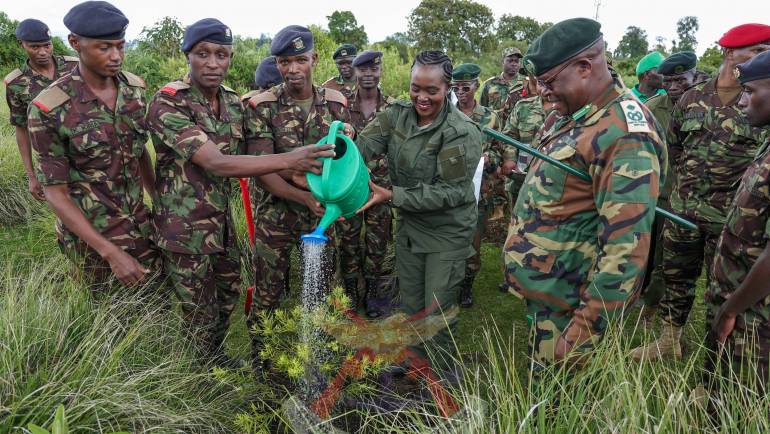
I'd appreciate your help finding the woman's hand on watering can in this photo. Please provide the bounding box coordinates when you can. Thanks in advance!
[342,123,356,139]
[288,144,336,175]
[356,180,392,214]
[300,191,326,217]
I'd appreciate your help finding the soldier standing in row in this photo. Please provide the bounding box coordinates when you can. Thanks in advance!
[5,18,77,200]
[146,19,333,365]
[335,50,396,317]
[251,56,283,93]
[322,43,357,99]
[631,51,665,103]
[244,25,350,371]
[506,18,666,366]
[27,1,159,288]
[632,24,770,361]
[451,63,502,308]
[480,47,524,119]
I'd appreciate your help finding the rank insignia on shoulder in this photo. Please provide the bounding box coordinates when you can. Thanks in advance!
[621,100,651,133]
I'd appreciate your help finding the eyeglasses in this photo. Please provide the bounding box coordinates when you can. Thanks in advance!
[450,85,474,94]
[536,57,591,90]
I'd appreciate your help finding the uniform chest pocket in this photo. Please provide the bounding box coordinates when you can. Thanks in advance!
[529,143,575,203]
[680,113,705,133]
[608,157,654,203]
[437,144,467,181]
[69,124,114,169]
[728,186,770,244]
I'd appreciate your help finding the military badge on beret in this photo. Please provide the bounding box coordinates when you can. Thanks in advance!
[733,67,741,80]
[524,58,536,76]
[292,37,304,51]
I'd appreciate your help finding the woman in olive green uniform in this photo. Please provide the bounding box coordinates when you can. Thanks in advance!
[356,51,483,378]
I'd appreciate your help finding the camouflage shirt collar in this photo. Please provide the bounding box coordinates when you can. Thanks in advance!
[573,79,625,127]
[70,65,131,105]
[183,74,232,122]
[336,75,355,86]
[278,84,326,107]
[21,55,68,77]
[349,88,387,113]
[498,72,519,84]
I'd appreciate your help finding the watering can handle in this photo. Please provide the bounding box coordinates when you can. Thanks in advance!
[321,121,344,197]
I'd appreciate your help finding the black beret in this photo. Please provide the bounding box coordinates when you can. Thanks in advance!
[333,44,357,60]
[15,19,51,42]
[63,1,128,40]
[352,50,382,67]
[523,18,602,76]
[255,56,283,89]
[271,25,313,57]
[658,51,697,76]
[182,18,232,53]
[452,63,481,81]
[735,50,770,84]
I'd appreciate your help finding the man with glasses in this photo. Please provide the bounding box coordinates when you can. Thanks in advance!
[452,63,503,308]
[504,18,666,367]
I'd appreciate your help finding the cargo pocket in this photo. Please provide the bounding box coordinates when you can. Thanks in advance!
[438,144,467,181]
[504,232,555,274]
[609,157,654,203]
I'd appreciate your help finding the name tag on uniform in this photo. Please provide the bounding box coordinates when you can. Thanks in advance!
[621,100,651,133]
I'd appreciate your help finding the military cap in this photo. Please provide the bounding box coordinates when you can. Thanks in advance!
[255,56,283,89]
[523,18,602,76]
[636,51,665,76]
[271,25,314,57]
[352,50,382,67]
[63,1,128,40]
[452,63,481,81]
[181,18,232,53]
[735,50,770,84]
[502,47,522,58]
[15,19,51,42]
[333,44,357,60]
[658,51,697,76]
[719,23,770,48]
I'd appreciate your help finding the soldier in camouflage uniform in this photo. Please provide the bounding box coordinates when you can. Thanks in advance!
[507,19,666,366]
[148,19,333,365]
[702,50,770,393]
[334,51,396,317]
[321,43,357,99]
[480,47,524,118]
[452,63,502,308]
[5,19,77,201]
[243,26,350,369]
[631,24,770,362]
[27,2,160,289]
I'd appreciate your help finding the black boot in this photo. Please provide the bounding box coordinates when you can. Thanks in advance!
[344,277,360,310]
[460,273,475,308]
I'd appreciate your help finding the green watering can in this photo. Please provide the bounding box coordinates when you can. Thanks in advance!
[301,121,371,244]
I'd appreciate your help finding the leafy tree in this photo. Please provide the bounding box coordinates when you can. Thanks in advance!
[407,0,495,56]
[698,44,723,74]
[376,32,413,64]
[497,15,550,44]
[653,36,669,56]
[673,16,698,52]
[326,10,368,49]
[614,26,649,59]
[254,33,271,49]
[137,16,184,59]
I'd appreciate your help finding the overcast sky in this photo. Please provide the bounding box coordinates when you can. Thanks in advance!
[4,0,769,55]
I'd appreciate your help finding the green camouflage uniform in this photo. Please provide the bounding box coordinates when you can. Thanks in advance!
[147,77,244,356]
[243,84,348,353]
[321,75,356,99]
[704,137,770,386]
[465,102,502,278]
[658,78,766,328]
[504,81,667,364]
[479,73,525,124]
[337,89,394,285]
[357,99,483,373]
[26,66,159,287]
[4,55,78,128]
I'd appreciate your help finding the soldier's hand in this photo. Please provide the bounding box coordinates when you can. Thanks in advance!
[713,304,737,344]
[301,191,326,217]
[103,246,149,286]
[342,123,355,138]
[28,176,45,201]
[501,160,517,177]
[357,180,392,214]
[554,336,573,361]
[290,171,310,190]
[289,144,336,175]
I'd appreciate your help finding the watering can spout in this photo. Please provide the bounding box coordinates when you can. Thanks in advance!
[300,203,342,244]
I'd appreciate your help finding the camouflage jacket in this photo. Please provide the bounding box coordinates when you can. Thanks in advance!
[27,66,152,250]
[4,55,78,127]
[645,92,674,199]
[349,88,394,186]
[465,102,503,203]
[147,77,244,255]
[321,75,356,99]
[506,81,667,348]
[668,77,767,233]
[501,95,550,165]
[243,84,348,217]
[708,137,770,324]
[480,73,525,122]
[357,100,483,253]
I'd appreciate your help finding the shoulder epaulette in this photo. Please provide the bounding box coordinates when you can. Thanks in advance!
[62,55,79,63]
[3,68,23,85]
[241,89,260,102]
[31,86,70,113]
[222,84,237,94]
[248,90,279,108]
[160,81,190,97]
[121,71,146,88]
[324,88,347,107]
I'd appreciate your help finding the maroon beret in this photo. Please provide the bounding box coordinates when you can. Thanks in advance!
[718,23,770,48]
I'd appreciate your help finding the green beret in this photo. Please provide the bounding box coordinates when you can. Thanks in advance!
[658,51,697,76]
[523,18,602,76]
[333,44,357,60]
[452,63,481,81]
[502,47,522,58]
[636,51,665,76]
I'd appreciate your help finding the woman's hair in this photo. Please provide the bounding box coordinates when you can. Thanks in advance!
[411,50,453,84]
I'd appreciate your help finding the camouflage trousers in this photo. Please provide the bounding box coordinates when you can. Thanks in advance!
[657,220,718,327]
[162,245,240,357]
[336,202,393,280]
[526,300,602,368]
[639,201,667,307]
